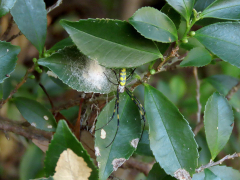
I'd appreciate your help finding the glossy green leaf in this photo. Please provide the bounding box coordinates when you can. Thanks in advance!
[201,0,240,20]
[144,84,198,176]
[38,46,116,94]
[47,37,74,53]
[13,97,57,132]
[180,37,205,51]
[0,41,20,83]
[60,19,162,68]
[95,92,141,180]
[20,144,43,180]
[44,120,98,179]
[147,163,176,180]
[180,47,212,67]
[135,130,153,157]
[204,92,234,160]
[165,0,194,21]
[204,169,222,180]
[161,3,181,30]
[0,0,16,17]
[129,7,178,42]
[195,22,240,68]
[194,0,215,12]
[11,0,47,54]
[192,165,240,180]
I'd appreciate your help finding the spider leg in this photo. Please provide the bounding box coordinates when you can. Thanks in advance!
[95,96,117,131]
[125,87,146,140]
[126,68,136,82]
[106,88,120,148]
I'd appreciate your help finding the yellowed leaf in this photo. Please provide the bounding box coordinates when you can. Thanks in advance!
[53,148,92,180]
[32,139,49,153]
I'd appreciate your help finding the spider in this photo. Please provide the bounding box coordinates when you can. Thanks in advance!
[95,68,146,148]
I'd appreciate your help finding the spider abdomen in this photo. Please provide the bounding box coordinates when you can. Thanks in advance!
[119,68,126,86]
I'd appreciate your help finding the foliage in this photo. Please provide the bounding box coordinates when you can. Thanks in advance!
[0,0,240,180]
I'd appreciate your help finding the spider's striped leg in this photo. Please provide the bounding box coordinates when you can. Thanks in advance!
[95,96,117,131]
[125,87,146,140]
[126,68,136,81]
[106,88,120,148]
[126,87,146,115]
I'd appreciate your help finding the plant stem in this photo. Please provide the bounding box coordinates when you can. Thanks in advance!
[196,153,240,173]
[0,65,35,109]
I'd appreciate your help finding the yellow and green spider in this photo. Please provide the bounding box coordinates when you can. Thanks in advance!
[96,68,146,148]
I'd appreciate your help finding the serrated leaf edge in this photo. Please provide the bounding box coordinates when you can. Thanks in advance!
[129,6,178,43]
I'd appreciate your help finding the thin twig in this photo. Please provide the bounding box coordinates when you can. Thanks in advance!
[74,97,85,140]
[226,81,240,100]
[6,31,22,42]
[1,16,14,41]
[0,116,52,141]
[195,152,240,173]
[130,48,184,91]
[193,120,204,135]
[0,65,35,109]
[47,0,63,13]
[193,67,202,123]
[39,83,54,108]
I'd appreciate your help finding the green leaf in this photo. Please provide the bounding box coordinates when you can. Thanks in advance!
[147,163,176,180]
[192,165,240,180]
[180,37,205,51]
[60,19,162,68]
[0,0,16,17]
[180,47,212,67]
[161,3,181,30]
[11,0,47,54]
[47,37,74,54]
[144,84,198,176]
[0,41,20,83]
[95,92,141,180]
[44,120,98,179]
[205,75,237,96]
[129,7,178,43]
[195,22,240,68]
[13,97,57,132]
[201,0,240,20]
[165,0,194,21]
[194,0,215,12]
[38,46,116,94]
[204,169,222,180]
[204,92,234,159]
[20,144,43,180]
[0,84,2,99]
[135,130,153,157]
